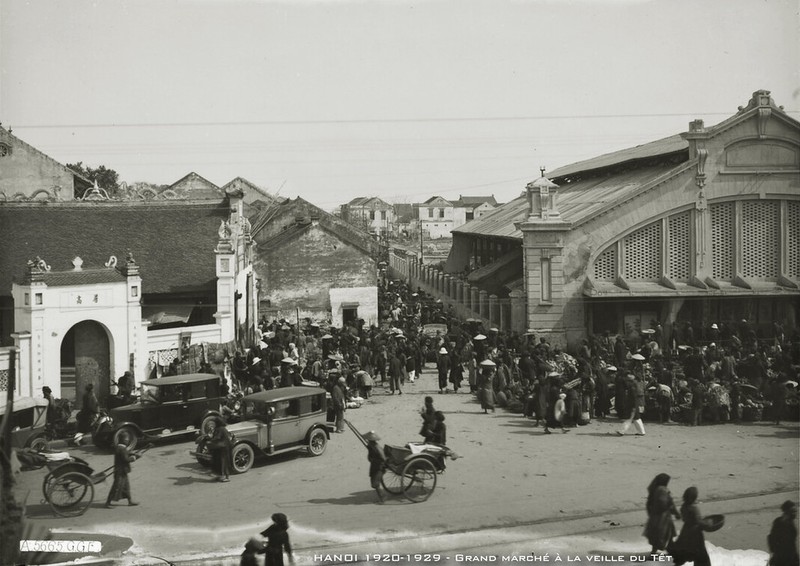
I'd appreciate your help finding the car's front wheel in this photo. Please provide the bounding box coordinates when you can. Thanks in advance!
[307,428,327,456]
[113,426,139,451]
[231,443,254,474]
[26,435,48,452]
[200,415,219,437]
[195,438,212,468]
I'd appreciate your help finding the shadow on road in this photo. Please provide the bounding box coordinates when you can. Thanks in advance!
[754,429,800,439]
[308,490,395,506]
[167,475,217,486]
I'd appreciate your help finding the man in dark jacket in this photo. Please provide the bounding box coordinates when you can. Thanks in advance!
[388,351,404,395]
[332,376,347,433]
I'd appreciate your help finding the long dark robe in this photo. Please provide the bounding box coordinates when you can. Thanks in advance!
[768,514,800,566]
[107,444,134,502]
[644,485,678,550]
[260,524,292,566]
[671,504,711,566]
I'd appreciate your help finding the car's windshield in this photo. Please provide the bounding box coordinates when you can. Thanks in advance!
[243,401,270,422]
[140,384,159,404]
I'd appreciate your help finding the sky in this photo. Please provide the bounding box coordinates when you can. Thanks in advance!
[1,0,798,210]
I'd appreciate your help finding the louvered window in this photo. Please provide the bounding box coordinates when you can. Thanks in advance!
[668,212,691,280]
[742,201,779,278]
[711,203,733,280]
[788,201,800,279]
[593,247,616,281]
[624,222,661,280]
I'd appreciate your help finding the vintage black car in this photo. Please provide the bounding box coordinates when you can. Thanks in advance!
[93,373,224,450]
[194,386,332,474]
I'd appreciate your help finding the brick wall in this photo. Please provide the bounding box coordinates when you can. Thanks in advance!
[257,224,376,321]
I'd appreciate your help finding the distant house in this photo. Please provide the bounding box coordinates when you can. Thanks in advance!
[452,195,499,230]
[392,203,416,237]
[340,196,395,236]
[251,197,380,327]
[415,196,454,239]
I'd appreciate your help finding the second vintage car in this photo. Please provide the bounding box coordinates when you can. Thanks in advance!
[93,373,225,450]
[194,386,332,474]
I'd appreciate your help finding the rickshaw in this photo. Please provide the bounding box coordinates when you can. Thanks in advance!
[345,420,458,503]
[0,395,50,452]
[40,446,151,517]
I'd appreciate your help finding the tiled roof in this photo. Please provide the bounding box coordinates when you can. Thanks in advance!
[0,201,230,297]
[421,196,453,206]
[38,269,127,287]
[168,172,224,199]
[222,177,283,203]
[252,197,379,258]
[453,195,498,207]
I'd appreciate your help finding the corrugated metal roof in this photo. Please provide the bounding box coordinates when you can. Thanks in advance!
[454,161,683,239]
[548,134,687,180]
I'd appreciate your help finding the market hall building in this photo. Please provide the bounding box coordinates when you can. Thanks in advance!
[440,90,799,349]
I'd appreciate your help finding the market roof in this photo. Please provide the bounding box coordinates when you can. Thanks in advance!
[547,134,688,181]
[0,200,230,297]
[453,153,687,240]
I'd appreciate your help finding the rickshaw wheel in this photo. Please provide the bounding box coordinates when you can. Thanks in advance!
[381,467,404,495]
[42,472,55,501]
[401,457,437,503]
[47,472,94,517]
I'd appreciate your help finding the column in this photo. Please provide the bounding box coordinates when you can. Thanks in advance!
[510,290,526,334]
[488,294,498,325]
[479,289,489,319]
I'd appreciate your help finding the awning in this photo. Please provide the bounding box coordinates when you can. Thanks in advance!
[142,302,196,325]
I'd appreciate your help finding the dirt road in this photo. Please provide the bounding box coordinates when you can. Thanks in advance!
[15,364,799,565]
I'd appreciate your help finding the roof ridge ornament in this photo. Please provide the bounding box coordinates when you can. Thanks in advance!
[72,257,84,271]
[104,255,118,268]
[28,256,51,273]
[81,180,110,201]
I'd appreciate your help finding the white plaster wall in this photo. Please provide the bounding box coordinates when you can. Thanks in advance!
[12,281,133,398]
[329,286,378,328]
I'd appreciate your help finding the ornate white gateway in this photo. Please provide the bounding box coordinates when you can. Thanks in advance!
[11,253,144,407]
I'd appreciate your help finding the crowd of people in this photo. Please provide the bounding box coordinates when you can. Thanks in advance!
[226,275,800,437]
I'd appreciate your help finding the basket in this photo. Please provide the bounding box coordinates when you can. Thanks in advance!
[703,514,725,532]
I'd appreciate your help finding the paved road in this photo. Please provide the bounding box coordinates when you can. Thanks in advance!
[14,365,799,565]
